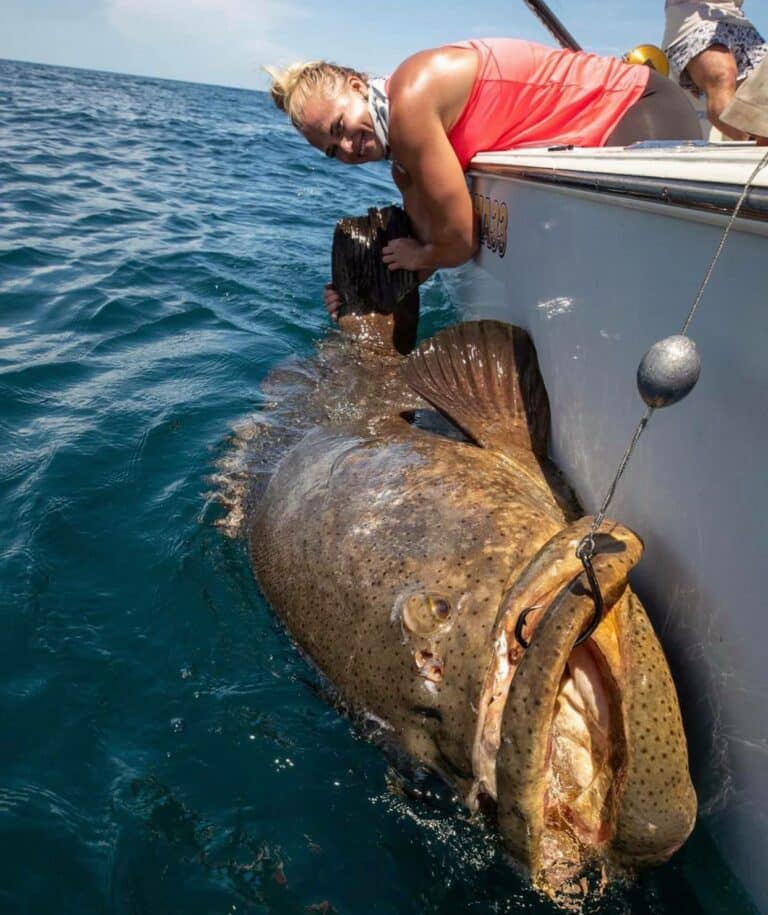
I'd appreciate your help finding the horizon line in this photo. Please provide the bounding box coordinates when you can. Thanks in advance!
[0,55,267,94]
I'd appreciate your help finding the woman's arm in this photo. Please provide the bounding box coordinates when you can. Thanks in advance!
[382,51,479,272]
[389,166,435,282]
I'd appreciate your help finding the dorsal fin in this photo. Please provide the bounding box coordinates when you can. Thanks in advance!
[402,320,550,457]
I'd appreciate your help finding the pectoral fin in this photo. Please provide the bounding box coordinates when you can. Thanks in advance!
[402,321,550,458]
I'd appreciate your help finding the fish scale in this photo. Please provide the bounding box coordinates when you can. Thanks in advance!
[252,421,566,783]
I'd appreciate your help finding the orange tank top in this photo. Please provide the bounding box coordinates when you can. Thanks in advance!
[446,39,650,169]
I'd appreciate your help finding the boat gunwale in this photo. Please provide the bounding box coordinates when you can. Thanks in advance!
[467,164,768,222]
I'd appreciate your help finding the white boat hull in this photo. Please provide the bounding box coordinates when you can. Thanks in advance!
[453,144,768,912]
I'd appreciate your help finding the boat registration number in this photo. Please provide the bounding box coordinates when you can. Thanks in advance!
[472,193,508,257]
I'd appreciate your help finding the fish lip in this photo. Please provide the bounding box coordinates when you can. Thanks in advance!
[489,526,696,890]
[493,579,616,886]
[469,519,643,807]
[468,582,564,807]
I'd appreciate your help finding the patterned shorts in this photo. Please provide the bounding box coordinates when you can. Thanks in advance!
[666,21,768,92]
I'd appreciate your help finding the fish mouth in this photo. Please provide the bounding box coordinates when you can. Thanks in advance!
[469,517,626,807]
[469,518,696,898]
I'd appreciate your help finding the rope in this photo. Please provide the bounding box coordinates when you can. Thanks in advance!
[581,147,768,551]
[682,147,768,335]
[567,148,768,640]
[514,148,768,650]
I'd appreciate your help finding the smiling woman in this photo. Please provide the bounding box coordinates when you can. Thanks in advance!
[265,61,384,164]
[265,39,702,316]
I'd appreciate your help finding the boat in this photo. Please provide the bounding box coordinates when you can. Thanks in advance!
[449,141,768,912]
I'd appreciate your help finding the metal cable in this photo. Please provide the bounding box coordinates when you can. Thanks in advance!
[569,148,768,640]
[581,408,653,550]
[682,147,768,335]
[515,149,768,650]
[583,148,768,546]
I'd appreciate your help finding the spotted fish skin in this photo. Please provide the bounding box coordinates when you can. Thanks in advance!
[244,317,696,904]
[495,526,695,894]
[252,416,570,785]
[609,591,698,864]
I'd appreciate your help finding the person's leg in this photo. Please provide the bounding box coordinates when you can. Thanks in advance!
[685,44,748,139]
[720,56,768,143]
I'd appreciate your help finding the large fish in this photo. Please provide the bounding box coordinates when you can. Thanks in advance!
[237,208,696,906]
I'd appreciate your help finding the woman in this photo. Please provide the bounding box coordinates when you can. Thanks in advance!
[663,0,767,139]
[267,38,701,315]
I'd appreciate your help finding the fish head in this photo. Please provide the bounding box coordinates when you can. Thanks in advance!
[475,518,696,904]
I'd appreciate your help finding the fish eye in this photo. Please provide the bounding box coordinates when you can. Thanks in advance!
[399,592,453,637]
[430,597,450,621]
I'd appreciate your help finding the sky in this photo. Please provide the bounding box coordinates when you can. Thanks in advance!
[1,0,767,91]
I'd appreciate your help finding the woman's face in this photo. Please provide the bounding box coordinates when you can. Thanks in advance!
[300,76,385,165]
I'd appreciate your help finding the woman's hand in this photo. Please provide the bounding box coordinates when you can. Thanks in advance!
[382,237,430,273]
[323,282,341,321]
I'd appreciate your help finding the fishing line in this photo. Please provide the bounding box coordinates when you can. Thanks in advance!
[515,146,768,648]
[575,147,768,623]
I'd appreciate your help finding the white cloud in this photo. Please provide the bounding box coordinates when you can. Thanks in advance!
[105,0,309,86]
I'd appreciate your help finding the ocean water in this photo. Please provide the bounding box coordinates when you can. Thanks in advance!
[0,59,748,915]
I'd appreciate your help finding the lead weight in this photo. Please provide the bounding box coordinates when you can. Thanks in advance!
[637,335,701,408]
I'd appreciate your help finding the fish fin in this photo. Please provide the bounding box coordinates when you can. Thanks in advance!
[402,321,550,458]
[332,206,420,354]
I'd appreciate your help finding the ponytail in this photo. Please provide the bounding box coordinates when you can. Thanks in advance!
[263,61,368,129]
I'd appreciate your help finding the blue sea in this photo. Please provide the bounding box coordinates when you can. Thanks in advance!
[0,59,753,915]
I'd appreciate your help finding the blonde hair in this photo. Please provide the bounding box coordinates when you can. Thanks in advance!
[264,61,368,129]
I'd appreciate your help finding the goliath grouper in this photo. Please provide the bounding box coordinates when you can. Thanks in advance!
[240,207,696,906]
